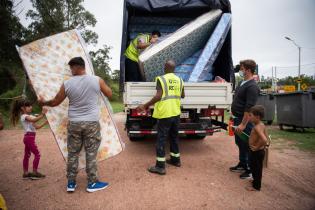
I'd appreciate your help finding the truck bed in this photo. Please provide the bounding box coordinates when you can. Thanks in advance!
[124,82,233,110]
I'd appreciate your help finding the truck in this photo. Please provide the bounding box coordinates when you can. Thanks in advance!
[120,0,234,141]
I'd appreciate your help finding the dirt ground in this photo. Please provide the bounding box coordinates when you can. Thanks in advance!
[0,113,315,210]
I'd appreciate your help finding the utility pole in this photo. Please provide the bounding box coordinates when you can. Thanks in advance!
[274,66,277,92]
[298,46,301,91]
[271,66,274,92]
[285,36,302,91]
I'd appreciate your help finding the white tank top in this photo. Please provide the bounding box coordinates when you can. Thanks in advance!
[64,75,100,121]
[21,114,36,133]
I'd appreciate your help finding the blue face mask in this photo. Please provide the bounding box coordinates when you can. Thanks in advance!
[239,71,244,78]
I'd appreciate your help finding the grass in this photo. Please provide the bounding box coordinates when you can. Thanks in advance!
[109,100,124,113]
[224,110,315,152]
[268,127,315,152]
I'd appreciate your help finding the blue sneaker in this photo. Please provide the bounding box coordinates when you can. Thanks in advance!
[86,181,109,193]
[67,181,77,192]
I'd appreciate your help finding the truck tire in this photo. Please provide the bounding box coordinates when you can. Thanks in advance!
[267,120,273,125]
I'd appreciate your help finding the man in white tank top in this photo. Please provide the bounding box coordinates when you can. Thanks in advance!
[38,57,112,193]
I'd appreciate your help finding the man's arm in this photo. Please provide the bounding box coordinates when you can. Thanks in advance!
[181,86,185,98]
[99,78,112,98]
[38,85,66,107]
[137,89,162,112]
[235,112,250,134]
[137,42,150,49]
[145,89,162,109]
[236,85,259,133]
[137,36,157,49]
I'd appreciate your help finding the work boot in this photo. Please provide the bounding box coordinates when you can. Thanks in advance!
[166,158,181,167]
[148,166,166,175]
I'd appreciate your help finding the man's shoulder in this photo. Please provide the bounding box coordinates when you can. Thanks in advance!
[243,80,259,91]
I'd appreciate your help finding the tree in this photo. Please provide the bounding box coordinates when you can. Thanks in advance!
[89,45,112,82]
[26,0,98,45]
[111,70,120,82]
[0,0,26,64]
[0,0,27,94]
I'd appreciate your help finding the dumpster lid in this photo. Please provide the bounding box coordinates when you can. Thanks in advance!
[274,91,314,96]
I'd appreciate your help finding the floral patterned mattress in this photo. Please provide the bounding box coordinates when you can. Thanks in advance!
[17,30,124,169]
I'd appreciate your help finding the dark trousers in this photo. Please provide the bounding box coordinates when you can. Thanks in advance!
[250,149,265,190]
[233,116,253,170]
[156,116,180,168]
[125,58,142,82]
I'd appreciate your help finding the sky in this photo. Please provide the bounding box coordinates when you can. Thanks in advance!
[16,0,315,78]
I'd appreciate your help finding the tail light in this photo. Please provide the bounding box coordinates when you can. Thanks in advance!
[130,109,151,117]
[201,108,224,117]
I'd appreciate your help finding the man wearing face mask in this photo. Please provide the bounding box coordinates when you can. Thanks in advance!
[230,59,260,179]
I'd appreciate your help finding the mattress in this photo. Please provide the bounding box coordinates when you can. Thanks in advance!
[188,13,232,82]
[138,10,222,82]
[129,17,191,39]
[174,50,201,81]
[17,30,124,169]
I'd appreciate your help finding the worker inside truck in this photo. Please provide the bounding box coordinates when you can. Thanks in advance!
[124,30,161,82]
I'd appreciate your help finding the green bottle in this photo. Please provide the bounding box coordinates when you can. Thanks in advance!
[232,126,250,142]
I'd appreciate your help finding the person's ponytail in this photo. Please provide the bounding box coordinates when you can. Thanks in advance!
[10,99,22,126]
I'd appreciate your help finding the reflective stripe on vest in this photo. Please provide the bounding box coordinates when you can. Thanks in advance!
[152,73,183,119]
[159,76,183,101]
[124,34,150,62]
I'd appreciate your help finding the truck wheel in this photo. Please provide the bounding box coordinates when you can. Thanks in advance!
[186,134,206,140]
[267,120,273,125]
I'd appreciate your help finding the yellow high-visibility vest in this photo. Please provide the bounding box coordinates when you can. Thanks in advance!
[124,34,150,62]
[153,73,183,119]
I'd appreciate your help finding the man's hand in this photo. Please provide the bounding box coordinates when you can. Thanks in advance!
[235,123,246,134]
[38,96,45,106]
[136,104,146,112]
[37,85,66,107]
[41,107,48,114]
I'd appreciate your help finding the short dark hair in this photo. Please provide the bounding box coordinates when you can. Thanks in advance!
[151,30,161,37]
[249,105,265,119]
[240,59,256,74]
[68,57,85,67]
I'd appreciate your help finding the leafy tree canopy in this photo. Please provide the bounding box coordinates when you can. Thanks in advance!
[26,0,98,45]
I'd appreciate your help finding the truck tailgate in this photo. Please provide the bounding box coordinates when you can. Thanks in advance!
[124,82,232,109]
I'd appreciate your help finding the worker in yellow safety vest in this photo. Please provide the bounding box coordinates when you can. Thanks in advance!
[124,30,161,81]
[137,59,185,175]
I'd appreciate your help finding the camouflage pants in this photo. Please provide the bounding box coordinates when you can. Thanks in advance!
[67,121,101,183]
